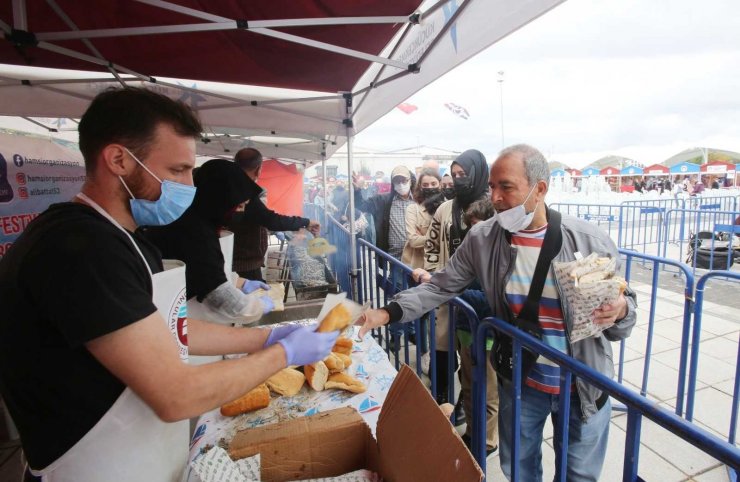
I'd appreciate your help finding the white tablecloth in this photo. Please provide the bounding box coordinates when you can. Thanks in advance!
[184,326,398,482]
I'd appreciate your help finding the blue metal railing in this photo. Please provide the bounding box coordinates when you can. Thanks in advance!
[687,270,740,482]
[619,250,695,417]
[473,317,740,481]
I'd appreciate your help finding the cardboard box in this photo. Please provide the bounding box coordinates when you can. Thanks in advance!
[228,365,483,481]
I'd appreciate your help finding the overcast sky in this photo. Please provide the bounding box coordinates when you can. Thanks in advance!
[353,0,740,168]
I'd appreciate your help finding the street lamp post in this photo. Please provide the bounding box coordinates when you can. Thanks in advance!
[498,71,505,150]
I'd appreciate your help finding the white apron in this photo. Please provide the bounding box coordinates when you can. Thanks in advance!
[30,193,190,482]
[187,230,234,365]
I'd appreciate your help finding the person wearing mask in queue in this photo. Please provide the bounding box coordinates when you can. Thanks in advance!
[359,144,637,481]
[0,88,339,482]
[352,165,416,262]
[142,158,275,324]
[228,148,320,282]
[440,173,455,200]
[422,149,499,457]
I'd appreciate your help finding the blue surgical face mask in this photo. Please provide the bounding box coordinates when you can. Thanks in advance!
[119,148,196,226]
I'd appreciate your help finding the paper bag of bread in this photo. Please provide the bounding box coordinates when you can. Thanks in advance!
[553,252,627,342]
[220,383,270,416]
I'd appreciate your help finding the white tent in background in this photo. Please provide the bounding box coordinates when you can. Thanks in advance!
[0,0,566,290]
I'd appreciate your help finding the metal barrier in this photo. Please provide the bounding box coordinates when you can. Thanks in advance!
[685,194,738,213]
[472,317,740,481]
[551,202,676,257]
[686,270,740,482]
[662,208,740,276]
[618,250,696,417]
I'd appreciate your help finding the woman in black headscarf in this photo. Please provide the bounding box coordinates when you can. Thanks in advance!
[142,159,273,323]
[420,149,498,454]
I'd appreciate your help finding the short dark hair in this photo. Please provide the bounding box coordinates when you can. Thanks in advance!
[413,168,441,203]
[234,148,263,171]
[463,198,495,226]
[78,87,202,175]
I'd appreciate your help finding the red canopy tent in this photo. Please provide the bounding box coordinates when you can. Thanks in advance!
[643,163,669,175]
[258,159,304,217]
[700,161,736,174]
[600,167,619,176]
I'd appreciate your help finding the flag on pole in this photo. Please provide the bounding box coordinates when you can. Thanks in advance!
[396,102,418,114]
[444,102,470,120]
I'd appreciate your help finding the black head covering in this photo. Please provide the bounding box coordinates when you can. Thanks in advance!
[451,149,489,208]
[449,149,489,256]
[192,158,263,227]
[141,159,262,301]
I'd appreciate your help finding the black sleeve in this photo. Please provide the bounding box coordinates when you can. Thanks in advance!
[353,188,380,216]
[243,200,310,231]
[28,222,158,347]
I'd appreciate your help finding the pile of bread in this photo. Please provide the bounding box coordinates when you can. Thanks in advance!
[221,303,367,417]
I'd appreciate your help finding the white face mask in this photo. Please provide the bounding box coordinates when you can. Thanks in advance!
[394,180,411,196]
[495,184,538,233]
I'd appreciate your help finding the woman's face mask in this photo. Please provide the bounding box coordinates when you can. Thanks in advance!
[494,183,538,233]
[421,187,440,198]
[119,147,196,226]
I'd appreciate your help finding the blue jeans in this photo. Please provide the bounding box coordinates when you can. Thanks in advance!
[498,380,611,482]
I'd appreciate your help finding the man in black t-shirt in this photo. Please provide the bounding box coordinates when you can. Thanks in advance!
[0,88,339,478]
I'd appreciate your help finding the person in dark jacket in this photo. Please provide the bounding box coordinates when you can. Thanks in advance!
[142,158,274,323]
[352,165,416,257]
[228,148,320,281]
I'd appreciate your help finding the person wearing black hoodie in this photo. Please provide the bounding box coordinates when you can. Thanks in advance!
[422,149,499,456]
[142,159,274,323]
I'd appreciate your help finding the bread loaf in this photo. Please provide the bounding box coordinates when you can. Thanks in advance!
[323,352,345,373]
[304,361,329,391]
[332,336,353,355]
[335,352,352,368]
[318,303,352,333]
[220,383,270,416]
[266,368,305,396]
[325,372,367,394]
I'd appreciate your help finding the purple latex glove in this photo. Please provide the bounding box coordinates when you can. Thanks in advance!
[260,295,275,314]
[263,323,313,348]
[242,279,270,294]
[277,325,340,366]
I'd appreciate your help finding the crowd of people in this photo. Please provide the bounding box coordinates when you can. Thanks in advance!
[0,87,639,482]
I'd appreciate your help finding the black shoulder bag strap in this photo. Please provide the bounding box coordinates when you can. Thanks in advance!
[492,208,563,381]
[515,208,563,337]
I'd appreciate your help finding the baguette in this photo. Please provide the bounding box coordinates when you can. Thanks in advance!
[332,336,353,355]
[335,352,352,368]
[318,303,352,333]
[304,361,329,391]
[266,368,306,396]
[325,372,367,394]
[220,384,270,416]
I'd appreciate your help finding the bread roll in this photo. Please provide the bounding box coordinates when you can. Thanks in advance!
[332,336,353,355]
[323,352,345,373]
[266,368,306,396]
[318,303,352,333]
[304,361,329,391]
[335,352,352,368]
[325,372,367,394]
[220,384,270,416]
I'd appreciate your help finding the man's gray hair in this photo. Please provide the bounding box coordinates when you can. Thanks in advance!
[498,144,550,186]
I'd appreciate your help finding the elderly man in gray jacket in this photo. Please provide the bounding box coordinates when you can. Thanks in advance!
[358,144,637,481]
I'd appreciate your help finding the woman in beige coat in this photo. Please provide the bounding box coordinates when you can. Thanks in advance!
[402,169,441,268]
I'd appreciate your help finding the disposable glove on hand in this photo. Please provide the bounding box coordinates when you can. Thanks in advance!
[264,323,312,348]
[277,325,340,366]
[242,280,270,294]
[260,295,275,314]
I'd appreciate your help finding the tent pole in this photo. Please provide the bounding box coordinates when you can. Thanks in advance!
[344,93,359,300]
[322,159,328,231]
